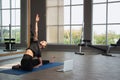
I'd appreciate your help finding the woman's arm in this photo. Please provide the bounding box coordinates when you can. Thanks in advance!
[33,57,43,68]
[34,14,39,41]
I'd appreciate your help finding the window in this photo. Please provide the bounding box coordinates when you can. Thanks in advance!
[46,0,83,45]
[92,0,120,45]
[0,0,21,43]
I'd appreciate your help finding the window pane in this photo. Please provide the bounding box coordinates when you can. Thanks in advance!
[93,25,106,45]
[47,0,70,6]
[108,0,120,2]
[64,6,70,25]
[47,0,58,7]
[3,27,9,38]
[59,0,64,6]
[2,10,10,25]
[11,27,16,38]
[64,26,70,44]
[63,0,70,5]
[93,4,106,24]
[108,25,120,44]
[59,7,64,25]
[47,26,57,43]
[59,6,70,25]
[71,26,82,44]
[108,3,120,23]
[72,6,83,24]
[47,7,58,25]
[12,0,20,8]
[93,0,106,3]
[0,10,2,25]
[59,26,64,44]
[0,27,2,42]
[11,10,20,25]
[15,27,20,43]
[11,27,20,43]
[2,0,10,9]
[72,0,83,4]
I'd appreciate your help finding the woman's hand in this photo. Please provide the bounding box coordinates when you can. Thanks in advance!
[36,14,39,22]
[34,63,42,68]
[34,57,43,68]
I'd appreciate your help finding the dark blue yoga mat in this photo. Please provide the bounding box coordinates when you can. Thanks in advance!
[0,62,63,75]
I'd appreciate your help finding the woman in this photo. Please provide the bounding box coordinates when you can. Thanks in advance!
[12,41,55,71]
[12,14,55,71]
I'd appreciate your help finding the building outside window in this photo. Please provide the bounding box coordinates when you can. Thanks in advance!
[0,0,21,43]
[46,0,84,45]
[92,0,120,45]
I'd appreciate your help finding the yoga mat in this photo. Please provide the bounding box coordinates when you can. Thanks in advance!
[0,62,63,75]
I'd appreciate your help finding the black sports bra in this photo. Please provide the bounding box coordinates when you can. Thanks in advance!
[28,41,41,57]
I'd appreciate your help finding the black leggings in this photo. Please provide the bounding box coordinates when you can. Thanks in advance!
[21,54,49,71]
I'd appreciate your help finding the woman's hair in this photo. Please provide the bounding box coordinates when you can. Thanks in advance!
[40,40,47,48]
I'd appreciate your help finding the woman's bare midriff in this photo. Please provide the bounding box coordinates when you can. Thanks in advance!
[25,49,34,57]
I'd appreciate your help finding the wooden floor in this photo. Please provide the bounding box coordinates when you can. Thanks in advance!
[0,49,25,57]
[0,51,120,80]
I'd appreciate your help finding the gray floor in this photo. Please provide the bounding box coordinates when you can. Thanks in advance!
[0,51,120,80]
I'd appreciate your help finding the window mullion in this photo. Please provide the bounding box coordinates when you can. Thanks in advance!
[106,0,108,45]
[70,0,72,44]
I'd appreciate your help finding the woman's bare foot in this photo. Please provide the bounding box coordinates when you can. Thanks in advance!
[12,64,21,70]
[50,56,56,63]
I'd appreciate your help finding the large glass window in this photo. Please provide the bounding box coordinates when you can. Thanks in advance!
[46,0,83,45]
[0,0,21,43]
[93,0,120,45]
